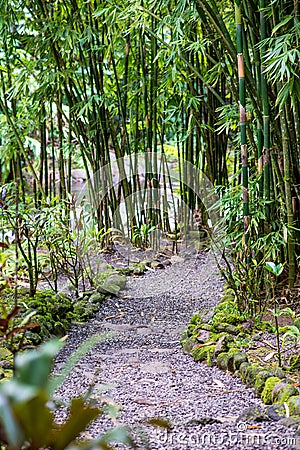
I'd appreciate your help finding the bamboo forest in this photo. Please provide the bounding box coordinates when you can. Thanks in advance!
[0,0,300,449]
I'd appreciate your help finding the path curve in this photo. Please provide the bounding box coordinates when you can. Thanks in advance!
[55,254,299,449]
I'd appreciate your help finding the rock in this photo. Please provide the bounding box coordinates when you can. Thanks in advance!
[272,382,299,404]
[182,337,197,354]
[232,351,248,371]
[213,335,228,356]
[216,352,229,371]
[107,273,127,289]
[106,283,121,295]
[244,364,261,387]
[237,406,268,423]
[191,344,215,363]
[278,417,300,428]
[161,259,171,267]
[254,370,274,395]
[202,310,215,323]
[240,319,254,333]
[196,330,211,343]
[239,362,251,382]
[261,377,281,404]
[90,292,106,303]
[150,260,164,269]
[287,396,300,416]
[267,404,286,421]
[215,323,238,335]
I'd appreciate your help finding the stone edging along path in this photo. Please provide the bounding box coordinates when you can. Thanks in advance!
[54,254,300,449]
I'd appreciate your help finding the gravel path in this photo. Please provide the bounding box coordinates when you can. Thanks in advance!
[54,253,300,449]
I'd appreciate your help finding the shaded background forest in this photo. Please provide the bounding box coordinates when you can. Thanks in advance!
[0,0,299,311]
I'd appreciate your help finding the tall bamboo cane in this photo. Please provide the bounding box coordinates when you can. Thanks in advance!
[235,0,249,248]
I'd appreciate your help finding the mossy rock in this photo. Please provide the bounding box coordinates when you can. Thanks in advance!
[190,313,202,325]
[272,382,299,404]
[182,337,197,354]
[191,345,215,363]
[239,362,251,382]
[107,273,127,289]
[215,323,238,335]
[287,396,300,416]
[261,377,281,404]
[216,352,230,371]
[98,282,121,296]
[254,370,274,395]
[244,364,261,387]
[89,292,106,304]
[198,323,213,331]
[231,351,248,372]
[185,323,197,338]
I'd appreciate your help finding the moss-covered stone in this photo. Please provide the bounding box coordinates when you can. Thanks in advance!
[107,273,127,289]
[214,335,229,356]
[261,377,281,404]
[232,351,248,371]
[215,323,238,335]
[254,370,274,395]
[190,313,202,325]
[182,337,197,354]
[198,323,213,331]
[89,292,105,304]
[272,383,299,404]
[191,345,215,363]
[287,396,300,416]
[216,352,230,371]
[239,362,251,382]
[244,364,261,387]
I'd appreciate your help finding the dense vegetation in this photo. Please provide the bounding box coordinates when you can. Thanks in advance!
[0,0,298,329]
[0,0,299,447]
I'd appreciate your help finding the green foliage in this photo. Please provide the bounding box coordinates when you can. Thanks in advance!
[0,339,134,449]
[132,223,156,249]
[0,288,95,350]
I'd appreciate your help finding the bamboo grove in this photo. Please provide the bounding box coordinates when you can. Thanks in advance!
[0,0,299,307]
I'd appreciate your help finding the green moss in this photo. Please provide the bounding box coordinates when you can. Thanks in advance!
[216,352,230,371]
[181,337,197,353]
[191,345,215,363]
[287,396,300,416]
[190,313,202,325]
[254,370,274,395]
[239,362,251,382]
[245,364,261,387]
[261,377,281,405]
[260,321,275,333]
[273,384,299,404]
